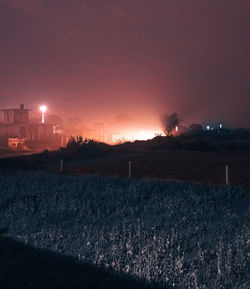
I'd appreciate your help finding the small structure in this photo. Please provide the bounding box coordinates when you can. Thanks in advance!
[189,123,202,133]
[8,138,25,150]
[203,122,225,131]
[0,104,64,150]
[0,104,31,138]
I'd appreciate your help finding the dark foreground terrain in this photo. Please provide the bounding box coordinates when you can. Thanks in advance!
[1,136,250,188]
[0,235,154,289]
[0,172,248,288]
[67,149,250,187]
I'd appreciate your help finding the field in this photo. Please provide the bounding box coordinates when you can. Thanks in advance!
[0,171,249,288]
[66,149,250,188]
[1,134,250,189]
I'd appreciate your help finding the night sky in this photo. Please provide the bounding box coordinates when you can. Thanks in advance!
[0,0,249,128]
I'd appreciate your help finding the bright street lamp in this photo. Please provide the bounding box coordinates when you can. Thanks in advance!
[40,105,47,123]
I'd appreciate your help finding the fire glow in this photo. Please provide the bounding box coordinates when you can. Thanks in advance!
[112,129,162,143]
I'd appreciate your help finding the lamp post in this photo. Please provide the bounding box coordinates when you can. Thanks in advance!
[40,105,47,123]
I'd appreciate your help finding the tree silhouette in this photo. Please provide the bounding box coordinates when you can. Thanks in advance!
[161,113,182,136]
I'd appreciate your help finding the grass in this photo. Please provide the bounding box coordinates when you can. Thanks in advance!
[0,171,249,288]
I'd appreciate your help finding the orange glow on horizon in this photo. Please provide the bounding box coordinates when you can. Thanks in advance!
[112,129,162,143]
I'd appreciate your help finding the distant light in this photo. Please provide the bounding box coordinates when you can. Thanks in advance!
[40,105,47,123]
[220,123,223,129]
[175,126,178,132]
[206,125,210,130]
[40,105,47,113]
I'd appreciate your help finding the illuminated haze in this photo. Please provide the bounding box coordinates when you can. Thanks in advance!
[0,0,249,128]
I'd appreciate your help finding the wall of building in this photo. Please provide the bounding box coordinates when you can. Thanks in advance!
[1,105,30,124]
[0,124,28,138]
[3,110,15,123]
[13,109,29,124]
[3,110,29,124]
[28,124,54,141]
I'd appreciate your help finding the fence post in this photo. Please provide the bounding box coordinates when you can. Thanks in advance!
[60,160,63,173]
[128,161,132,178]
[225,164,229,185]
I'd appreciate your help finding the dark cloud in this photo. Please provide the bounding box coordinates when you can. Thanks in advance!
[0,0,249,127]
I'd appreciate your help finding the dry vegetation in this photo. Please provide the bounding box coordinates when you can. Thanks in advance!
[0,172,248,288]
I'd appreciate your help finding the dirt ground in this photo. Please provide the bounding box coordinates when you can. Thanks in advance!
[0,148,43,159]
[68,150,250,188]
[1,147,249,188]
